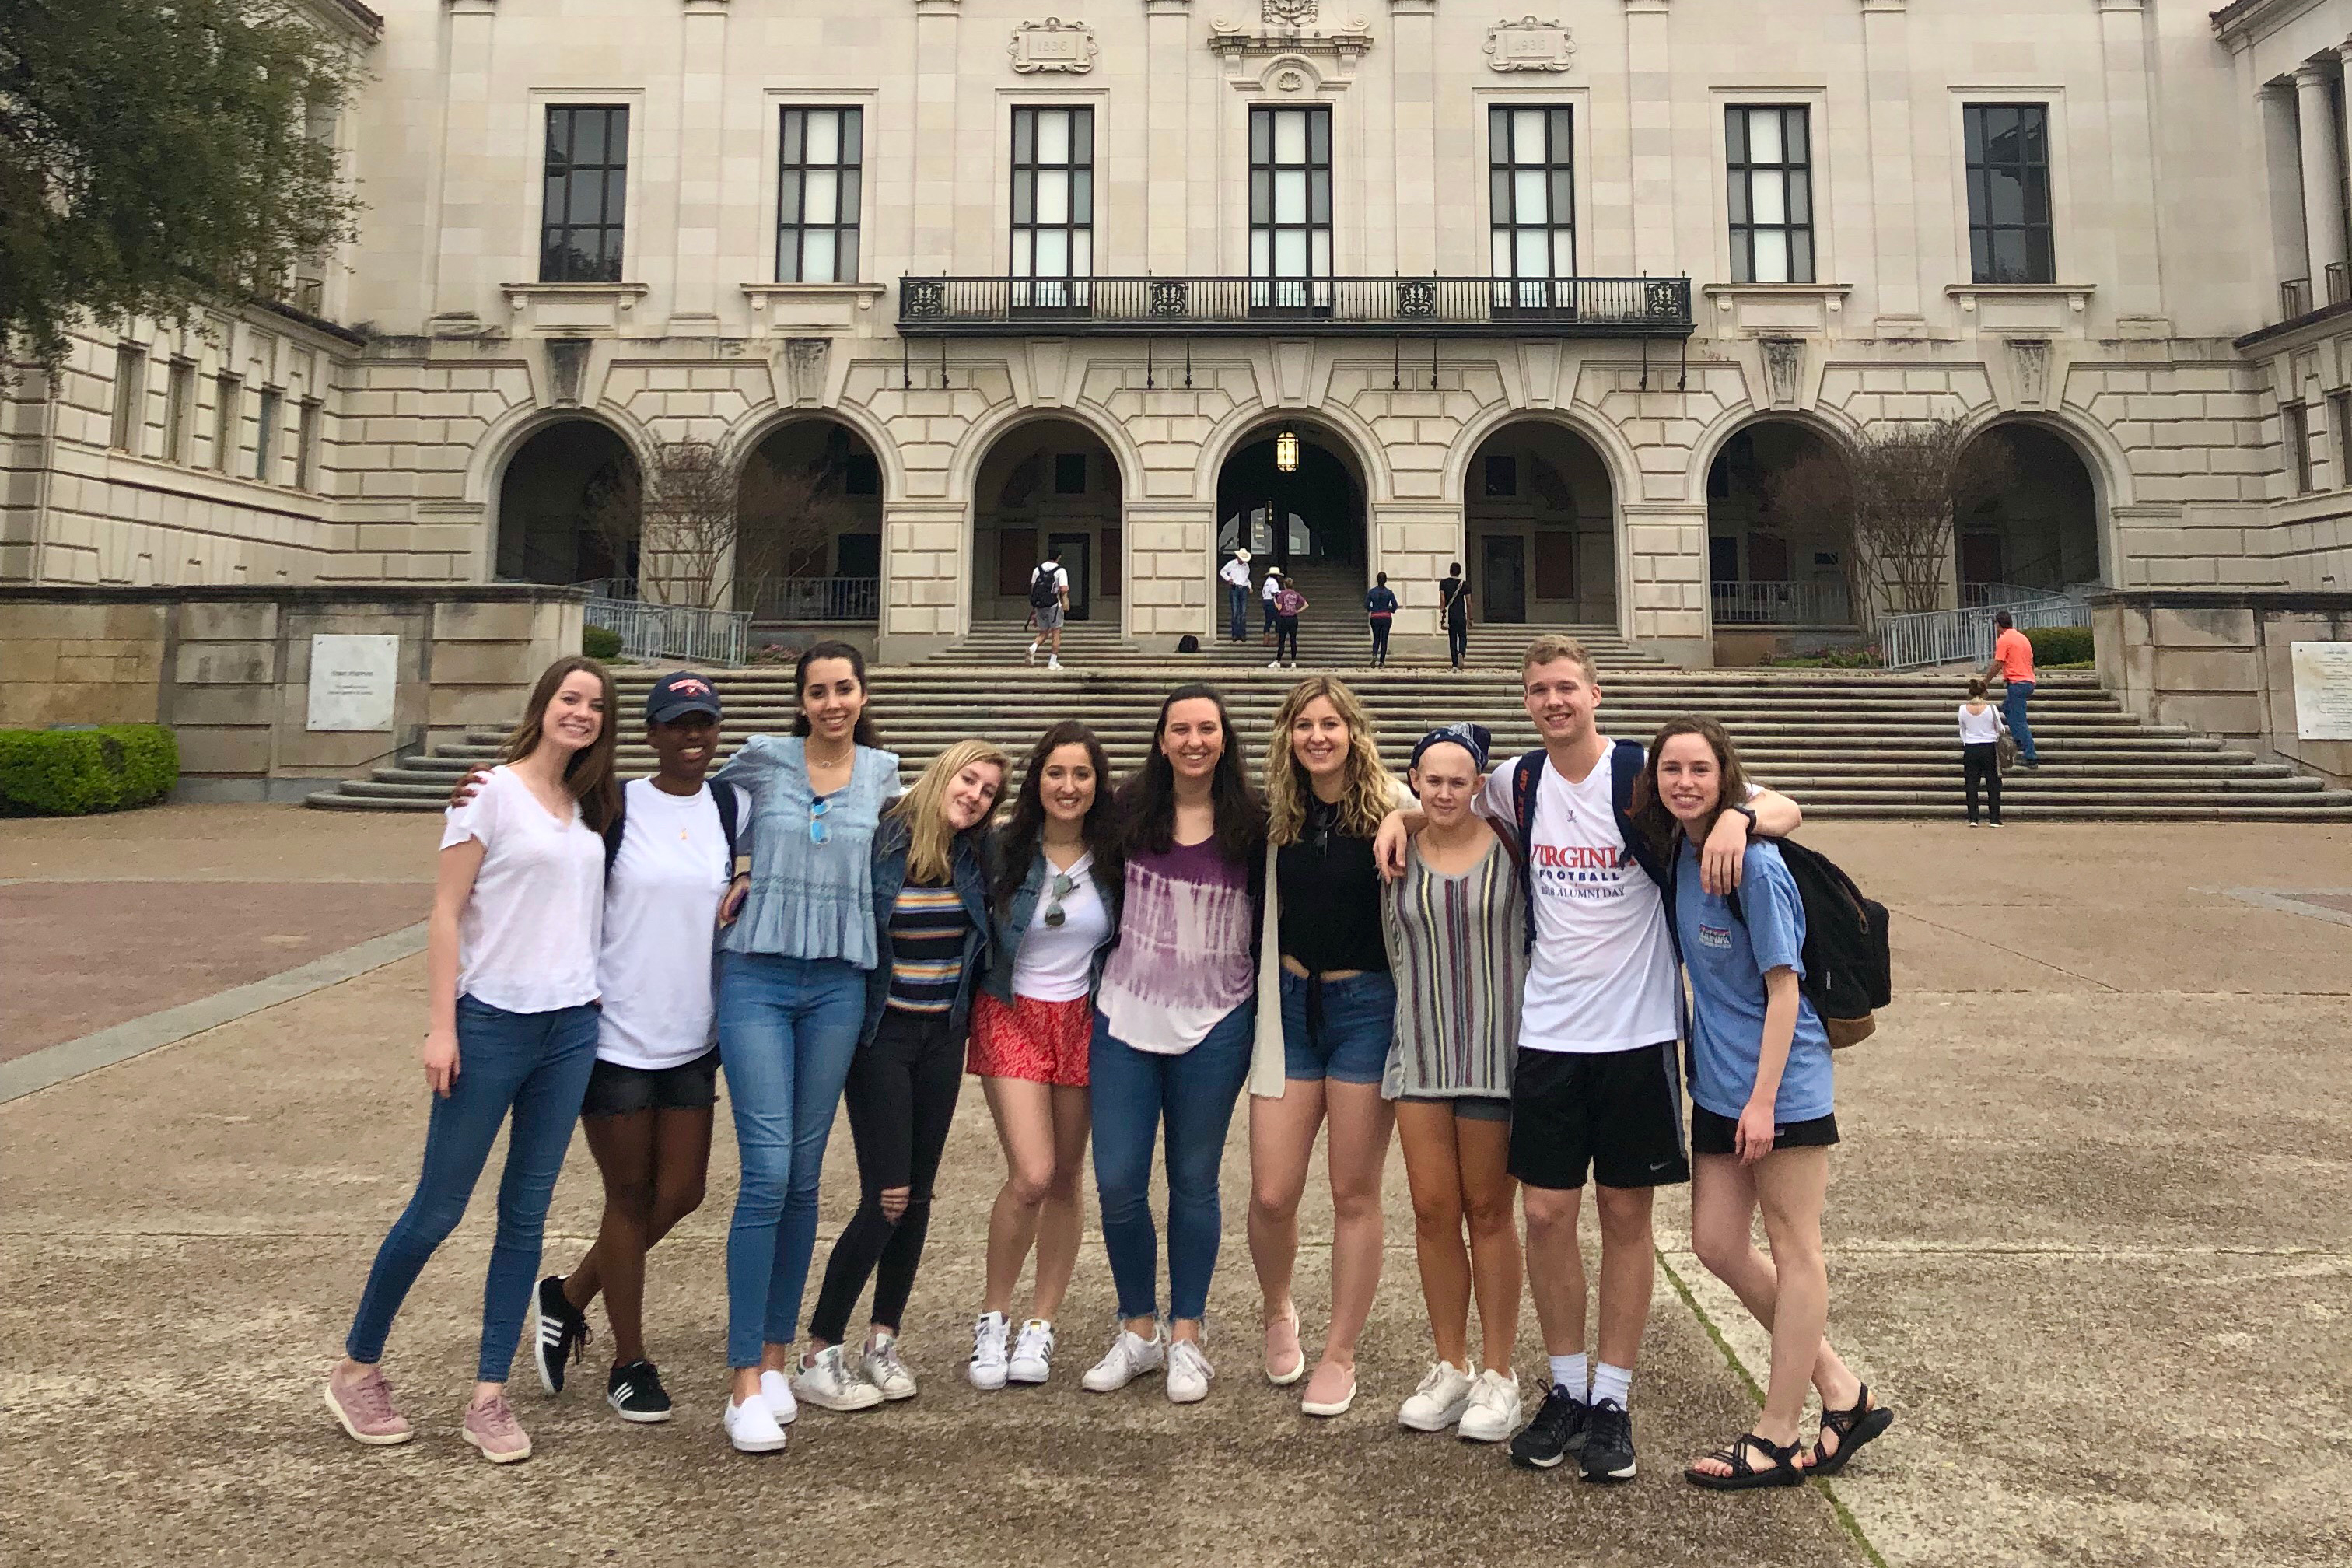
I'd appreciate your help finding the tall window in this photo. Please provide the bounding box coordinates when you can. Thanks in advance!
[2286,402,2315,495]
[296,399,322,491]
[255,388,282,482]
[1727,106,1814,284]
[541,106,628,283]
[212,373,241,473]
[2332,389,2352,488]
[164,361,194,464]
[1489,106,1575,308]
[110,342,146,452]
[779,107,863,282]
[1964,103,2054,285]
[1011,106,1094,309]
[1250,105,1332,310]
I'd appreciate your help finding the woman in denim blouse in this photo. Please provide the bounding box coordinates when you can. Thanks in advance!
[711,640,903,1454]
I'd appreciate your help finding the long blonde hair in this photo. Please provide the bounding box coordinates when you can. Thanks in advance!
[1265,675,1395,845]
[889,738,1008,884]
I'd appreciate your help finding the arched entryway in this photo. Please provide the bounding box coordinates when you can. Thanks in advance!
[1464,420,1615,626]
[1705,421,1855,628]
[735,418,884,623]
[1213,420,1369,644]
[971,418,1124,623]
[494,419,640,584]
[1957,423,2102,601]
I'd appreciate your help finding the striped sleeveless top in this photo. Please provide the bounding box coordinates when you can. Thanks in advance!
[1380,835,1525,1099]
[885,883,971,1015]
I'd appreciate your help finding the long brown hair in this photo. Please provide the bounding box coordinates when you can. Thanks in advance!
[499,655,621,832]
[888,738,1008,885]
[792,639,882,748]
[995,721,1116,909]
[1629,715,1752,857]
[1112,682,1265,866]
[1264,675,1395,845]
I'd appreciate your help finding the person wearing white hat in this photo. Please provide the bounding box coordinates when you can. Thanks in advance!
[1220,549,1255,642]
[1261,565,1283,646]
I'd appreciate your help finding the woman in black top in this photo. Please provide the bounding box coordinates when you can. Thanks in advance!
[1245,676,1402,1419]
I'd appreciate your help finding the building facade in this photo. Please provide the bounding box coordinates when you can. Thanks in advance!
[7,0,2352,663]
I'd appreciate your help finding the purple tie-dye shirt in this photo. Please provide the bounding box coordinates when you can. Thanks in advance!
[1097,836,1256,1055]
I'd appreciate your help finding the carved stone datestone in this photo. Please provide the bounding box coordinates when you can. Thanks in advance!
[1265,0,1318,26]
[1485,16,1575,73]
[1010,17,1098,74]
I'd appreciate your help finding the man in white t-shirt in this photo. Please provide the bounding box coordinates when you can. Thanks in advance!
[1219,548,1253,642]
[1377,633,1801,1483]
[1027,547,1072,671]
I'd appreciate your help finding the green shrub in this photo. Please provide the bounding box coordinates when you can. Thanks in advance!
[0,723,180,816]
[2025,625,2093,666]
[583,625,623,660]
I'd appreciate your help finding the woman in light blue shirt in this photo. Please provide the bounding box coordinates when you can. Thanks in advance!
[710,640,903,1454]
[1634,716,1892,1493]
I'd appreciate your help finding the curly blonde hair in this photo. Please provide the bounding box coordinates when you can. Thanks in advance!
[1264,676,1395,846]
[890,738,1008,884]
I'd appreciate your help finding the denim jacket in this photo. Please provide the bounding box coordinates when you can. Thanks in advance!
[863,814,996,1045]
[978,844,1122,1006]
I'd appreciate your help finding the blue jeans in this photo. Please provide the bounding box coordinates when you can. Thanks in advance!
[717,951,868,1367]
[1090,1003,1254,1323]
[1279,969,1398,1084]
[1228,584,1250,640]
[2002,680,2037,762]
[345,996,600,1381]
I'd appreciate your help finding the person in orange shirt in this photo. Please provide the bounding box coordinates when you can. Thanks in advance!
[1983,613,2039,769]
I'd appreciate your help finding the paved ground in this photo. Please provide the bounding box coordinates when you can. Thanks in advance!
[2,807,2348,1567]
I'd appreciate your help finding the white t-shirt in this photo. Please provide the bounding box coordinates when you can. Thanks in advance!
[1958,703,2002,744]
[1220,558,1251,588]
[597,778,731,1069]
[1010,852,1111,1003]
[440,766,604,1014]
[1262,574,1282,601]
[1477,747,1678,1055]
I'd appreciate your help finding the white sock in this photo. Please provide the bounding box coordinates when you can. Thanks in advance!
[1591,1361,1632,1410]
[1549,1353,1589,1402]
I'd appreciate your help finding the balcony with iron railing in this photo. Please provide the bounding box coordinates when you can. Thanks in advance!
[744,576,880,624]
[1710,580,1853,626]
[2277,262,2350,327]
[897,275,1695,338]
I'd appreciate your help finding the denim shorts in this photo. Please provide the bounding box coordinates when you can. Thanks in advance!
[1279,968,1397,1085]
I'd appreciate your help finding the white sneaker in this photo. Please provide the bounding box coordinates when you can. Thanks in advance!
[792,1344,884,1412]
[1165,1338,1214,1405]
[1398,1360,1475,1432]
[723,1395,788,1454]
[758,1367,798,1426]
[1007,1318,1055,1384]
[968,1311,1011,1391]
[1047,656,1062,671]
[1266,660,1282,670]
[1027,640,1038,664]
[1080,1325,1167,1393]
[861,1333,919,1402]
[1456,1368,1522,1444]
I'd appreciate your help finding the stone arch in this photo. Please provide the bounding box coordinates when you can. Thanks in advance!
[730,413,891,622]
[965,412,1129,625]
[1954,413,2111,595]
[721,399,905,506]
[1700,413,1861,631]
[1195,396,1395,507]
[481,408,654,586]
[467,400,656,511]
[1683,403,1862,505]
[1461,415,1622,629]
[946,397,1145,510]
[1440,401,1639,513]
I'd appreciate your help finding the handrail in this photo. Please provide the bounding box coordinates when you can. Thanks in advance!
[583,589,751,667]
[744,577,880,623]
[1710,580,1853,626]
[1880,591,2087,672]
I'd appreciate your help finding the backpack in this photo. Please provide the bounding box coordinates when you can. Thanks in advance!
[1028,564,1062,610]
[604,779,741,877]
[1176,633,1202,653]
[1506,742,1662,957]
[1665,831,1891,1051]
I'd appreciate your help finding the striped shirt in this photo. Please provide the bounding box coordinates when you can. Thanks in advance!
[885,884,971,1014]
[1380,835,1525,1100]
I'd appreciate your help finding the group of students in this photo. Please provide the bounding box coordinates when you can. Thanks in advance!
[1218,551,1479,672]
[322,632,1894,1492]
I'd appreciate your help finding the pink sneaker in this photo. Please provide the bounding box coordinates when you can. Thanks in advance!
[1262,1307,1304,1388]
[323,1365,414,1446]
[461,1394,532,1464]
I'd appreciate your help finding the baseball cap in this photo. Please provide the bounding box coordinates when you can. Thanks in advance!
[646,671,723,724]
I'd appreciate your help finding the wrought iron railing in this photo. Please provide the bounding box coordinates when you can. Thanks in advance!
[898,275,1695,338]
[583,589,751,667]
[2283,277,2313,321]
[1880,591,2087,673]
[1710,580,1853,626]
[745,576,880,623]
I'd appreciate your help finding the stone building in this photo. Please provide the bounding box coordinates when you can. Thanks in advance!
[7,0,2352,664]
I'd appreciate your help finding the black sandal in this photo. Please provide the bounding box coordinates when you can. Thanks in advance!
[1811,1384,1895,1477]
[1684,1431,1808,1491]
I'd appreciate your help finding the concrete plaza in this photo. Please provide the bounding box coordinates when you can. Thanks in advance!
[2,807,2348,1567]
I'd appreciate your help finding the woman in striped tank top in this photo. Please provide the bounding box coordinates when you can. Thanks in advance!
[797,740,1006,1411]
[1380,723,1528,1443]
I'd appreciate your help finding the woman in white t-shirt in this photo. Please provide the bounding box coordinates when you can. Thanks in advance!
[325,656,618,1465]
[1958,677,2004,827]
[526,672,741,1430]
[963,723,1121,1391]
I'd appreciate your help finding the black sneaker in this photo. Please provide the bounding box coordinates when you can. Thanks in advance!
[607,1359,674,1424]
[533,1275,590,1396]
[1508,1383,1591,1470]
[1579,1398,1638,1483]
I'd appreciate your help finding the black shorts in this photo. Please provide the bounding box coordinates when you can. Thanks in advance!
[1507,1041,1689,1192]
[1689,1104,1840,1157]
[579,1047,722,1118]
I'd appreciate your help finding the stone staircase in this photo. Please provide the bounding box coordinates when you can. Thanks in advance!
[305,663,2352,820]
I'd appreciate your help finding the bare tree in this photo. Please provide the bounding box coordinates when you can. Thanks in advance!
[1769,418,2014,625]
[585,439,865,611]
[733,457,863,617]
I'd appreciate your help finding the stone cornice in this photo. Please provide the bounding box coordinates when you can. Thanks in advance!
[2212,0,2334,48]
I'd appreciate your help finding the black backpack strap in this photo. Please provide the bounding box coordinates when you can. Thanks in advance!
[1510,749,1545,955]
[712,779,741,869]
[1610,740,1667,890]
[602,795,628,875]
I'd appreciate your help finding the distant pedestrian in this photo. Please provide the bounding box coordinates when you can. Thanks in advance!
[1221,549,1255,642]
[1437,565,1472,670]
[1984,612,2038,768]
[1959,677,2004,827]
[1268,571,1309,670]
[1028,548,1071,672]
[1262,565,1283,644]
[1364,572,1399,667]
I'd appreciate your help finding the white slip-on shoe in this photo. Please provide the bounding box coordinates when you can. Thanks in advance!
[968,1311,1012,1391]
[1398,1360,1475,1432]
[1080,1325,1167,1393]
[1047,656,1062,671]
[792,1344,885,1412]
[1458,1368,1523,1444]
[1007,1318,1055,1385]
[861,1333,919,1402]
[758,1367,799,1426]
[723,1395,789,1454]
[1165,1338,1214,1405]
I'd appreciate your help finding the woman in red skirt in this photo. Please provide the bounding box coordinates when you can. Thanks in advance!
[964,722,1121,1390]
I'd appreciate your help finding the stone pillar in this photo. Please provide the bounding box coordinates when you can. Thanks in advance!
[430,0,499,320]
[1146,1,1192,274]
[878,499,965,663]
[1370,502,1457,650]
[1122,501,1216,642]
[1624,506,1713,667]
[1622,0,1675,275]
[2263,82,2312,296]
[2295,61,2347,295]
[1389,2,1438,275]
[1859,0,1921,327]
[2096,0,2161,320]
[914,0,963,272]
[670,0,729,328]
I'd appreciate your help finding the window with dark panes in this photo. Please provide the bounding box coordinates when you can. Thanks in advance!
[164,361,194,464]
[212,373,241,473]
[1964,104,2054,285]
[1251,106,1332,309]
[1727,106,1814,284]
[255,387,282,482]
[1054,453,1087,495]
[1489,106,1575,307]
[1011,106,1093,308]
[779,107,863,283]
[2332,390,2352,488]
[541,106,629,284]
[1485,454,1518,497]
[2286,402,2315,495]
[110,342,146,452]
[296,399,321,491]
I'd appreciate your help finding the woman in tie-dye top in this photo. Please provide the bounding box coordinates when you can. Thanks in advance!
[1080,684,1266,1407]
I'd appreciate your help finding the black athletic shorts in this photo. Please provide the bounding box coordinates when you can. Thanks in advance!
[1507,1041,1689,1192]
[1689,1104,1839,1157]
[580,1047,722,1118]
